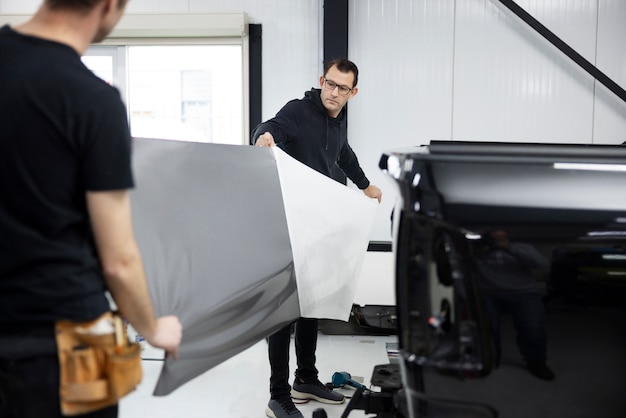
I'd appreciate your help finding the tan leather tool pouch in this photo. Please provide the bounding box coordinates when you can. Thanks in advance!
[55,312,143,416]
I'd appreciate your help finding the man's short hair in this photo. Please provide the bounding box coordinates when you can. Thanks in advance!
[324,58,359,88]
[46,0,127,11]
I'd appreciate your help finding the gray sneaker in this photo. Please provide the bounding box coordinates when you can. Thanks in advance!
[265,397,304,418]
[291,378,345,405]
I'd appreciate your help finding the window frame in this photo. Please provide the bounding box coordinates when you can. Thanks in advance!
[103,13,250,145]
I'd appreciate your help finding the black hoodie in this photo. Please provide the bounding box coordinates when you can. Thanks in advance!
[251,88,370,189]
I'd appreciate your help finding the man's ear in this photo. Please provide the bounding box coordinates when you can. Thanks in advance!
[319,76,325,88]
[96,0,115,18]
[102,0,125,15]
[102,0,114,12]
[349,87,358,99]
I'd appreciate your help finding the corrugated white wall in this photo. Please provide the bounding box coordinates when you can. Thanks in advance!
[595,0,626,144]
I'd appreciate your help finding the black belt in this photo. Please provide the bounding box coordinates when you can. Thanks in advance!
[0,325,57,359]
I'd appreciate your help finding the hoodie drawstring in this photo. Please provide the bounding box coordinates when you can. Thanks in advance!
[325,117,329,151]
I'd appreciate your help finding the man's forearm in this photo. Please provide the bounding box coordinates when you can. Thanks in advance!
[86,190,158,340]
[101,246,158,340]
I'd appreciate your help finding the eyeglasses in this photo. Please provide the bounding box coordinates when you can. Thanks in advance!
[323,78,352,96]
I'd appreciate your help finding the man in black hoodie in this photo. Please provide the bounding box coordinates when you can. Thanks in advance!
[252,58,382,418]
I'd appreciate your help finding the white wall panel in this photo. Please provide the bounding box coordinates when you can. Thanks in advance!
[453,0,595,143]
[125,0,189,13]
[189,0,321,123]
[0,0,39,14]
[349,0,456,242]
[593,0,626,144]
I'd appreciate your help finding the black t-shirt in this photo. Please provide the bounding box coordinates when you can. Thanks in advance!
[0,26,134,331]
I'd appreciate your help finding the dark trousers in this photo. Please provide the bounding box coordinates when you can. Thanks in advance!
[482,292,548,364]
[268,317,319,398]
[0,353,117,418]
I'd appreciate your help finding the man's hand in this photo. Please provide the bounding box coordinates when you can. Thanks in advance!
[255,132,276,147]
[145,315,183,360]
[363,184,382,203]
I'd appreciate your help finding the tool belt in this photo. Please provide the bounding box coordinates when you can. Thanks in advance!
[55,311,142,416]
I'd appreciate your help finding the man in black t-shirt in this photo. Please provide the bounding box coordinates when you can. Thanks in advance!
[0,1,182,417]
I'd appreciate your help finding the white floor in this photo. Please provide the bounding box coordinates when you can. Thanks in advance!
[119,333,397,418]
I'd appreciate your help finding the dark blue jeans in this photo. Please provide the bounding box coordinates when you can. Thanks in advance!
[268,318,319,398]
[482,292,548,364]
[0,338,117,418]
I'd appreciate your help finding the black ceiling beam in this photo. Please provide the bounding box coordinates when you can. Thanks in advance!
[323,0,350,185]
[323,0,349,66]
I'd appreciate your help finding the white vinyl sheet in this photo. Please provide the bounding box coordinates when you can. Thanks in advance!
[273,147,379,321]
